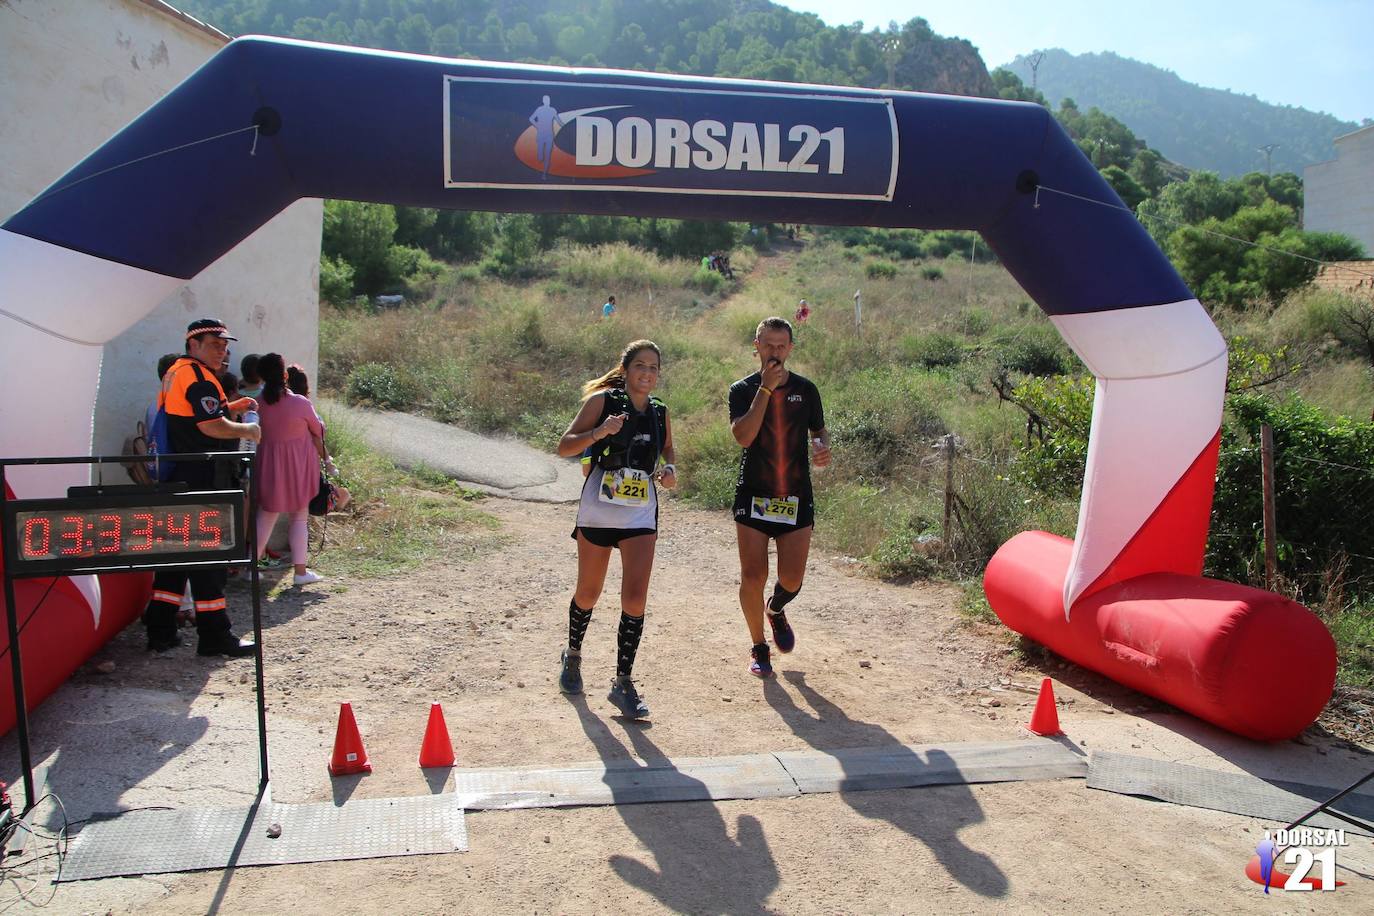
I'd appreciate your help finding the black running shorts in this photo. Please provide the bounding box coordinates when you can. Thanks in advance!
[732,489,815,539]
[572,526,656,549]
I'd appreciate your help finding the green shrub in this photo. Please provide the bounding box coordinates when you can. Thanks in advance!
[689,266,729,294]
[901,333,965,369]
[1209,393,1374,598]
[957,309,992,338]
[921,266,944,281]
[1003,374,1094,496]
[345,363,417,410]
[319,254,356,304]
[870,516,942,578]
[865,261,898,280]
[515,408,572,452]
[947,458,1078,575]
[993,325,1074,376]
[1327,597,1374,689]
[675,420,740,509]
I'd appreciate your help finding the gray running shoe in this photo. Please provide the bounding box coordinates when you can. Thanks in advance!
[559,648,583,695]
[608,676,650,719]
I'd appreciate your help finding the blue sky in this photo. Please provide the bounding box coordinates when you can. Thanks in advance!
[774,0,1373,124]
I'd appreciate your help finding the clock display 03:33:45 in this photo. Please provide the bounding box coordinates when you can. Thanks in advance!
[15,504,236,562]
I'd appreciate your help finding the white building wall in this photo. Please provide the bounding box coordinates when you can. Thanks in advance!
[0,0,323,460]
[1305,124,1374,255]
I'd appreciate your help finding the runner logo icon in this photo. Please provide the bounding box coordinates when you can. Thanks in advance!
[1244,828,1347,892]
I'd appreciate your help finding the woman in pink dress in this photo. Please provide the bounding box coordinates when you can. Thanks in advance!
[254,352,329,585]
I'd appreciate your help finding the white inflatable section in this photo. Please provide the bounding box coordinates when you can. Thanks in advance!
[1050,299,1227,615]
[0,230,182,497]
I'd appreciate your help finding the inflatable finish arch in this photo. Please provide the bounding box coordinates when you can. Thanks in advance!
[0,38,1334,738]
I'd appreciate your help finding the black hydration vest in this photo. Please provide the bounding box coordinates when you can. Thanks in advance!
[590,388,666,474]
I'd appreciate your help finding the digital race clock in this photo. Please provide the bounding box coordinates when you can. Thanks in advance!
[2,489,246,575]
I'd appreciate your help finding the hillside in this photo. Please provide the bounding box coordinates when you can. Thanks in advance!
[1003,49,1359,177]
[177,1,996,97]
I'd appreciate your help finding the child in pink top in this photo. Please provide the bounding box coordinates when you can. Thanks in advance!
[254,353,328,585]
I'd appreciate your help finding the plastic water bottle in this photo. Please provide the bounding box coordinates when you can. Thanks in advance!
[242,409,259,453]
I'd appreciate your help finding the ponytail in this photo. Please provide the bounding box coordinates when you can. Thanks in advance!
[581,339,661,400]
[259,352,288,405]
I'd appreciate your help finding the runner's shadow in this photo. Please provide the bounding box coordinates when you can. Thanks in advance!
[767,671,1009,898]
[573,698,780,915]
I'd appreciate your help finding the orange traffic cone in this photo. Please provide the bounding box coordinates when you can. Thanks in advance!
[328,702,372,775]
[1027,677,1063,736]
[418,702,456,768]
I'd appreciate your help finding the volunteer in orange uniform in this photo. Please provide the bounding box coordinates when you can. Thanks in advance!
[143,319,262,657]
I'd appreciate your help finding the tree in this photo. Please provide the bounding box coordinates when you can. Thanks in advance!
[394,207,439,251]
[990,68,1047,106]
[1138,171,1246,246]
[506,22,539,59]
[431,23,462,57]
[1163,194,1363,307]
[396,14,432,54]
[1101,165,1147,211]
[1129,148,1168,198]
[322,200,399,296]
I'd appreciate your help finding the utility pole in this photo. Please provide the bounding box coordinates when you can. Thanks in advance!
[1028,52,1045,92]
[1258,143,1281,176]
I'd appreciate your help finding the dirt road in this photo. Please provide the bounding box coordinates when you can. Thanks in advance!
[15,496,1374,914]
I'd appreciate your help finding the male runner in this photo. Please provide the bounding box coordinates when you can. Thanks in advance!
[728,316,830,677]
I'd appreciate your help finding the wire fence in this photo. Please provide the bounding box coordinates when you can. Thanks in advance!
[917,427,1374,608]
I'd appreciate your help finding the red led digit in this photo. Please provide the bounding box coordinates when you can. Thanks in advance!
[96,513,123,554]
[60,516,85,556]
[166,512,191,546]
[22,517,51,558]
[197,510,223,548]
[130,512,154,551]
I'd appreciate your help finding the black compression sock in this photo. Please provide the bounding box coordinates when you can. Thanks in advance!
[568,599,593,652]
[616,611,645,678]
[768,583,800,615]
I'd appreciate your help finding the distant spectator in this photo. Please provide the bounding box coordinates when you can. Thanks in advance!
[239,353,263,400]
[286,363,311,398]
[218,371,241,418]
[602,295,617,319]
[794,299,811,323]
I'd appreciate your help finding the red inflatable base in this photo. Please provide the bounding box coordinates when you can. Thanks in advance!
[0,570,152,736]
[985,531,1336,741]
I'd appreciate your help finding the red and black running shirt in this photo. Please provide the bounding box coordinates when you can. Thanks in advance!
[728,371,825,499]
